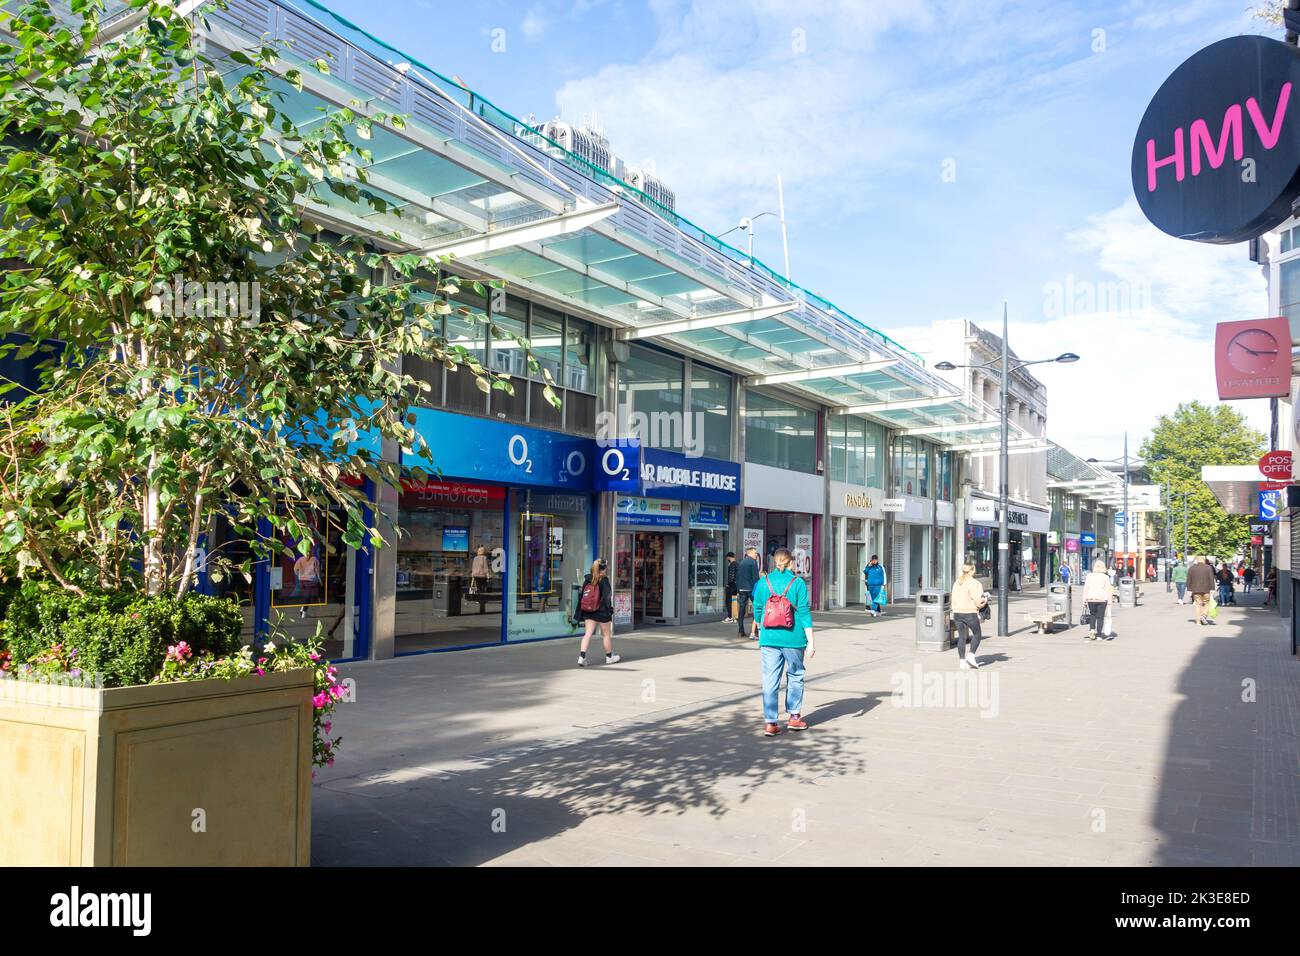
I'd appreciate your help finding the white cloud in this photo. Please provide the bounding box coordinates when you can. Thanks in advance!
[892,199,1270,460]
[521,7,547,41]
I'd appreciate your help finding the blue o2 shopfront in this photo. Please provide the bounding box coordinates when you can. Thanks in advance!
[601,446,743,629]
[389,407,602,654]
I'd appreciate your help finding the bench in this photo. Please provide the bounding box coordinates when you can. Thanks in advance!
[1022,610,1067,634]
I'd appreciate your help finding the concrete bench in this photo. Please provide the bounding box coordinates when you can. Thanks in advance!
[1022,610,1067,634]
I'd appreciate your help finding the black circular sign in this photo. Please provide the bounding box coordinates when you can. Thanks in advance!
[1132,35,1300,244]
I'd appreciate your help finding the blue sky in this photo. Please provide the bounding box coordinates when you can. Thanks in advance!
[311,0,1275,458]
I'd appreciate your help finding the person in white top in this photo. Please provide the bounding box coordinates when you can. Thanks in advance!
[949,562,988,669]
[1081,559,1114,641]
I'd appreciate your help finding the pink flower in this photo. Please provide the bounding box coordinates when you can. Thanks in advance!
[309,652,321,662]
[323,721,331,733]
[327,757,334,768]
[313,692,327,708]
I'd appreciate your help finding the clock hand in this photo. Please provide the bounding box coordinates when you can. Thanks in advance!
[1238,345,1279,356]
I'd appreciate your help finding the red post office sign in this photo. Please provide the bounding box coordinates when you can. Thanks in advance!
[1259,449,1294,480]
[1216,317,1292,399]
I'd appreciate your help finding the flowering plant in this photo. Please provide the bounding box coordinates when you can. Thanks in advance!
[150,625,343,769]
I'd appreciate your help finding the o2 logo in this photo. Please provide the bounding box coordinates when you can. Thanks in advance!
[560,449,586,483]
[601,447,631,482]
[508,434,534,474]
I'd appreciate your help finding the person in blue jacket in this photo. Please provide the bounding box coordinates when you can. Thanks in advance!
[734,546,761,638]
[751,547,816,737]
[864,555,888,617]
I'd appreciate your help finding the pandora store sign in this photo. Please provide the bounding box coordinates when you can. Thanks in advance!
[1132,35,1300,244]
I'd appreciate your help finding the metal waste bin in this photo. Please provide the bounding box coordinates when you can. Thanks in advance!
[1048,582,1072,622]
[430,575,463,616]
[915,588,952,651]
[1118,577,1137,608]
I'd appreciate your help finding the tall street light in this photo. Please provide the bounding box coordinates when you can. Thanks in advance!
[935,303,1079,637]
[1088,436,1142,578]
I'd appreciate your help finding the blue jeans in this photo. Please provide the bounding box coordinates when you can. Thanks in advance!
[1175,582,1186,601]
[1219,584,1232,605]
[761,646,806,722]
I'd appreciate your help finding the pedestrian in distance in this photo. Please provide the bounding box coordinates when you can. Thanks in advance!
[1243,565,1256,593]
[1082,559,1114,641]
[1216,563,1235,607]
[1060,563,1071,586]
[1187,556,1217,626]
[950,561,988,668]
[1266,566,1278,606]
[1171,559,1188,604]
[723,551,738,623]
[864,554,888,616]
[735,547,760,638]
[575,559,619,666]
[752,547,815,737]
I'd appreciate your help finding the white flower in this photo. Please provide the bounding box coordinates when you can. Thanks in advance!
[263,641,276,654]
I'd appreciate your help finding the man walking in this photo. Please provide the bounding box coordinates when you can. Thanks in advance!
[864,555,888,617]
[723,551,738,623]
[735,546,760,638]
[1171,559,1188,604]
[1187,556,1216,626]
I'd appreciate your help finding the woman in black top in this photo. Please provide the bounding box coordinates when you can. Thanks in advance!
[576,559,619,667]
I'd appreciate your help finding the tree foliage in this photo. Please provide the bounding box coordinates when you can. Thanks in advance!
[1139,401,1266,560]
[0,0,555,596]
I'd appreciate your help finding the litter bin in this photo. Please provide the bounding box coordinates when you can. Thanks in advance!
[1118,577,1137,608]
[1048,582,1072,622]
[915,588,952,651]
[430,575,464,616]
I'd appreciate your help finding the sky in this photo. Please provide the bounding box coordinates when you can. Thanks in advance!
[311,0,1275,460]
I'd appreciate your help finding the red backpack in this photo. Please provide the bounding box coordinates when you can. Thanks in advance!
[579,579,602,613]
[761,574,796,629]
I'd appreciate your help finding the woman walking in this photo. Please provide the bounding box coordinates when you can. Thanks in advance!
[1082,559,1114,641]
[949,561,987,668]
[576,559,619,667]
[470,545,491,614]
[752,547,815,736]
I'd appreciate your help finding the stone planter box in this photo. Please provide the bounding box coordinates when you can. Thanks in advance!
[0,669,313,866]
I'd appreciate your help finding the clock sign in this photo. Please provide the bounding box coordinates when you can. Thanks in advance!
[1215,316,1291,399]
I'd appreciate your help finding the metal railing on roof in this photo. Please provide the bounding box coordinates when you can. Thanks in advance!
[274,0,929,369]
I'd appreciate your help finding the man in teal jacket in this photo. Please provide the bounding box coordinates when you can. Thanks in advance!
[750,547,816,737]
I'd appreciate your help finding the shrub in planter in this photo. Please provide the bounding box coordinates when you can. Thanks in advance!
[1,582,243,687]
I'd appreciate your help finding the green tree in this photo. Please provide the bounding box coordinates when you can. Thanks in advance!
[0,0,555,596]
[1139,401,1265,560]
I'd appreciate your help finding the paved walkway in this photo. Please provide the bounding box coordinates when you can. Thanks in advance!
[311,587,1300,866]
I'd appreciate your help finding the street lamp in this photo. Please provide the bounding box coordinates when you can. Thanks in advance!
[935,303,1079,637]
[1087,436,1143,580]
[718,205,791,275]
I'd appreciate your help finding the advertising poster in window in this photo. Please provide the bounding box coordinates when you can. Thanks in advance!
[793,533,812,577]
[272,508,342,608]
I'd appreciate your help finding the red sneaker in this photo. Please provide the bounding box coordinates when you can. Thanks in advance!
[763,722,781,737]
[787,715,808,732]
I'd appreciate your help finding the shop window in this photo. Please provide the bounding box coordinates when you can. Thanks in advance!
[829,417,847,482]
[507,489,592,641]
[564,314,597,394]
[444,289,488,414]
[267,504,356,661]
[529,302,564,385]
[744,390,817,474]
[620,345,685,451]
[845,416,867,486]
[689,362,732,459]
[863,421,884,488]
[395,480,506,653]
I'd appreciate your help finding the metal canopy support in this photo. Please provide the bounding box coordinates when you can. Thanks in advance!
[514,240,693,318]
[417,202,618,260]
[834,395,961,415]
[744,359,899,386]
[902,418,1004,437]
[617,301,798,340]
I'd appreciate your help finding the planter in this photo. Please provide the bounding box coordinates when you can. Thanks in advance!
[0,668,313,866]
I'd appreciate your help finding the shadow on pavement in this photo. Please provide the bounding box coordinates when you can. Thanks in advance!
[1151,589,1300,865]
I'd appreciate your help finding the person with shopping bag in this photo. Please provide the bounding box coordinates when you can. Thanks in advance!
[864,555,888,617]
[1081,559,1113,641]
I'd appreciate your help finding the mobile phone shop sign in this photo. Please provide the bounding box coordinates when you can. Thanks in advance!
[1132,35,1300,244]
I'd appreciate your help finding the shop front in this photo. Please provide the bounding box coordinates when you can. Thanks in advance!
[743,460,824,598]
[828,481,885,608]
[967,493,1052,590]
[602,446,742,629]
[392,407,598,653]
[883,495,934,599]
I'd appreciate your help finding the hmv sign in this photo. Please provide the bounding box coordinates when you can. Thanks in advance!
[1133,36,1300,244]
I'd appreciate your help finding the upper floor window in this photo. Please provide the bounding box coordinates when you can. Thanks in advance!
[745,390,817,474]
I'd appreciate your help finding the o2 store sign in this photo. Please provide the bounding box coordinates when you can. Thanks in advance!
[405,407,595,490]
[1133,35,1300,243]
[593,445,741,505]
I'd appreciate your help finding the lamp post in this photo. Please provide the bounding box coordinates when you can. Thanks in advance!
[719,198,790,275]
[935,303,1079,637]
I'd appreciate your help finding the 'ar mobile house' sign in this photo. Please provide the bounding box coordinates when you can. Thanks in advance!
[1133,35,1300,244]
